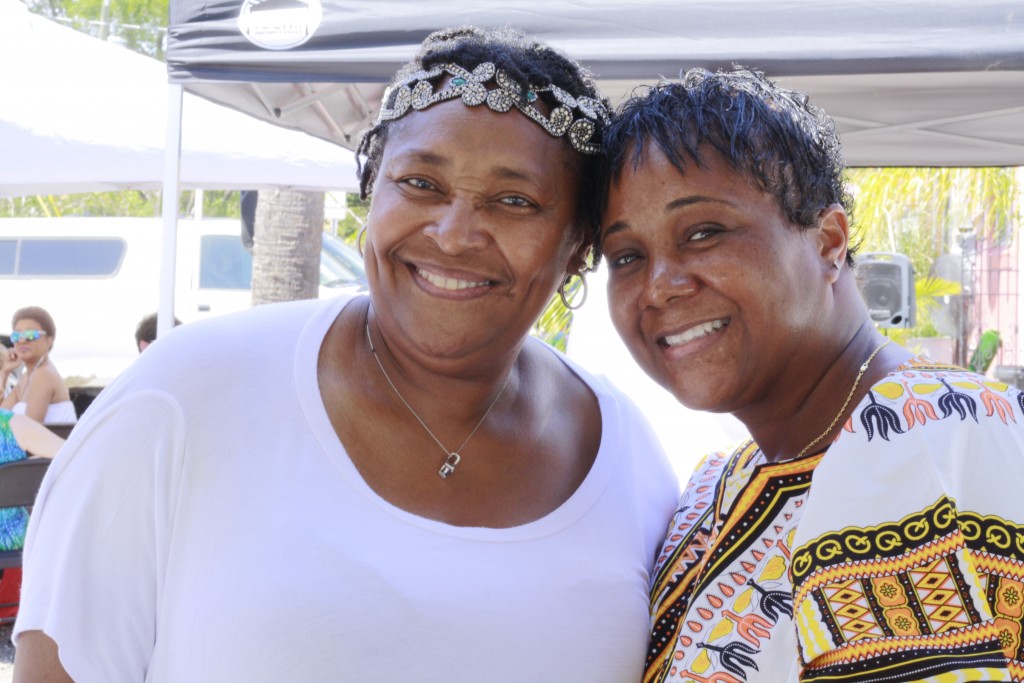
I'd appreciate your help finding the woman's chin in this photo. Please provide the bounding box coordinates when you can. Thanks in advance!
[663,380,732,415]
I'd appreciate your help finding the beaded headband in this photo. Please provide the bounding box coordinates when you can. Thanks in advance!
[376,62,609,155]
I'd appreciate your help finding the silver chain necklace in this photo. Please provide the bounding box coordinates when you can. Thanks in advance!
[365,321,511,479]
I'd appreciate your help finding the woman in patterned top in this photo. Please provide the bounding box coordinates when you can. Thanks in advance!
[0,409,62,550]
[599,67,1024,683]
[0,410,62,623]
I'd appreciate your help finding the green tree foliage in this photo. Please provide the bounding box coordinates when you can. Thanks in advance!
[331,195,370,244]
[533,283,577,353]
[0,190,239,219]
[27,0,168,58]
[0,191,158,218]
[846,167,1020,342]
[183,191,241,218]
[912,275,964,337]
[0,0,177,219]
[848,167,1018,276]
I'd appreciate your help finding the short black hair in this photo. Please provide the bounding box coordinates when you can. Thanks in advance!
[356,25,610,263]
[135,312,181,351]
[602,67,854,263]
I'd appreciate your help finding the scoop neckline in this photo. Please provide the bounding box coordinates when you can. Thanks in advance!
[294,295,620,541]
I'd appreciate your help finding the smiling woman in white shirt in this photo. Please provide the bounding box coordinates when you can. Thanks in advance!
[12,26,678,683]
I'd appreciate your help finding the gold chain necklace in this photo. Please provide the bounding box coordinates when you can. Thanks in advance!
[365,322,511,479]
[796,337,891,458]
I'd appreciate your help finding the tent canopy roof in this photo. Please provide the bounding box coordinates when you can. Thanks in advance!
[0,0,359,198]
[167,0,1024,167]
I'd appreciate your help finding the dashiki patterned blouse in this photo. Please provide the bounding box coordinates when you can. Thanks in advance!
[646,359,1024,683]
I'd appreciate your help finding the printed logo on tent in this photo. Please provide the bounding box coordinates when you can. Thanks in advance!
[238,0,322,50]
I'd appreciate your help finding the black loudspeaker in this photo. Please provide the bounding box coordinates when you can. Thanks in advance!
[856,252,916,328]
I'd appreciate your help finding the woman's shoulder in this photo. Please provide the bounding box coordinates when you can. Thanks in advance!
[866,357,1021,414]
[39,361,67,389]
[846,355,1023,445]
[523,336,674,467]
[102,297,351,403]
[167,297,333,343]
[524,338,656,437]
[18,362,65,407]
[525,336,620,400]
[146,297,347,365]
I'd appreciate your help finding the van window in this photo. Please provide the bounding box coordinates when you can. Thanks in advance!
[0,238,125,277]
[0,241,14,275]
[199,234,252,290]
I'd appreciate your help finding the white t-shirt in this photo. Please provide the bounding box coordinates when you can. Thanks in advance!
[15,295,679,683]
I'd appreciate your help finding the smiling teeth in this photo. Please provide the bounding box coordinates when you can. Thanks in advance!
[663,319,727,346]
[417,268,489,291]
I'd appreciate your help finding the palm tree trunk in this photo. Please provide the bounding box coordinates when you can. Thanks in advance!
[251,188,324,306]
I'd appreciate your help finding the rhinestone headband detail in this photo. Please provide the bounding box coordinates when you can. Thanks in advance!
[376,62,608,155]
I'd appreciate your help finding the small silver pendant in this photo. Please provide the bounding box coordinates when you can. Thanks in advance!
[438,452,461,479]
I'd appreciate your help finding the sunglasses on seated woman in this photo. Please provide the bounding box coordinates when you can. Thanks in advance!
[9,330,46,343]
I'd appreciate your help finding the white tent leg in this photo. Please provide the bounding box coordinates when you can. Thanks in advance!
[159,83,184,339]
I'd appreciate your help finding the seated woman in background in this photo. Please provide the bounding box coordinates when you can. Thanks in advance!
[599,67,1024,682]
[0,408,64,623]
[1,306,77,425]
[0,409,63,551]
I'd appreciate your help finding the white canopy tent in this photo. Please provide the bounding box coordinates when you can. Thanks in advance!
[0,0,360,389]
[0,0,359,196]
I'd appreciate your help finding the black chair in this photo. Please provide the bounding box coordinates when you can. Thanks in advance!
[68,387,101,419]
[0,458,51,622]
[0,458,50,571]
[43,423,75,442]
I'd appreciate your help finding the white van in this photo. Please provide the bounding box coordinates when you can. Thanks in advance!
[0,217,365,388]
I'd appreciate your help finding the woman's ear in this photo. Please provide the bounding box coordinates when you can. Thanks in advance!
[565,241,593,277]
[818,204,850,276]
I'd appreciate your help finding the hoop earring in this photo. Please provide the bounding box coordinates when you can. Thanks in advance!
[356,225,367,258]
[559,273,589,311]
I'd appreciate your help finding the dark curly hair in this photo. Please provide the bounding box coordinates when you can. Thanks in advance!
[601,67,855,264]
[134,312,182,351]
[356,26,610,263]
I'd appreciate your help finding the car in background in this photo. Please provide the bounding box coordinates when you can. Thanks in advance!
[320,231,367,290]
[189,222,366,319]
[0,217,366,390]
